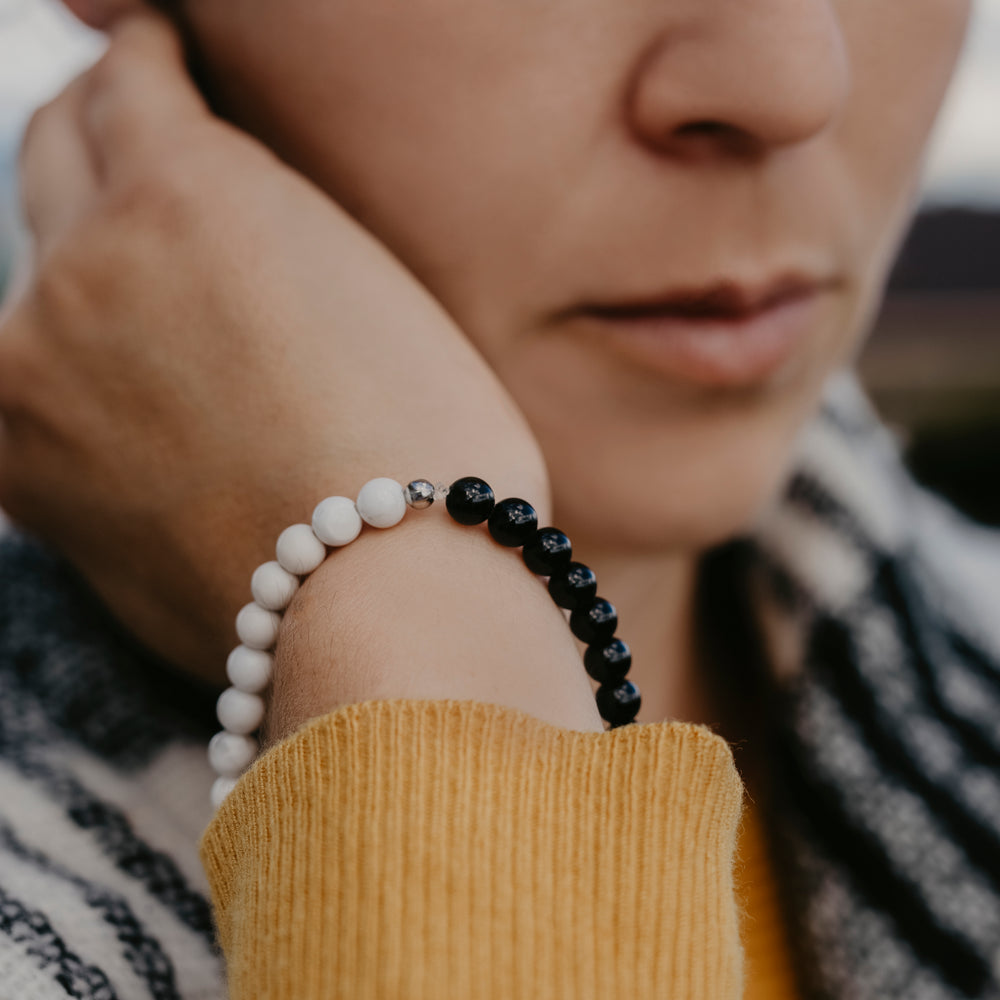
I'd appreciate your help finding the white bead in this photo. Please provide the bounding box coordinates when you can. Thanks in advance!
[226,645,273,693]
[276,523,327,575]
[217,687,265,735]
[235,602,281,650]
[312,496,363,547]
[211,776,239,810]
[356,478,407,529]
[251,561,299,611]
[208,730,258,777]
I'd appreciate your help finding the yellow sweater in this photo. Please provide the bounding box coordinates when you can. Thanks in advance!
[738,800,800,1000]
[201,699,793,999]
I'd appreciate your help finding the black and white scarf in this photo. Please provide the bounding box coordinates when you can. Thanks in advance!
[739,375,1000,999]
[0,374,997,999]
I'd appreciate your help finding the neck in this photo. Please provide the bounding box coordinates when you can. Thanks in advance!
[563,533,714,726]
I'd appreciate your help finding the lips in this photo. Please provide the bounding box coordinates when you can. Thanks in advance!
[582,273,824,322]
[569,272,836,388]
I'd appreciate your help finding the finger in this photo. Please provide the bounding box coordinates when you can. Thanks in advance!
[17,76,101,256]
[58,0,145,32]
[82,9,209,180]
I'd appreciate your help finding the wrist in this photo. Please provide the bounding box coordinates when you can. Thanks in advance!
[269,511,604,742]
[209,474,642,809]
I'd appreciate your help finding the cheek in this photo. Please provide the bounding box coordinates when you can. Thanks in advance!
[188,0,615,326]
[500,299,857,550]
[833,0,972,251]
[186,0,971,552]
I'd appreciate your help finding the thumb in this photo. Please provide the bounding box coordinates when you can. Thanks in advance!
[81,7,210,179]
[58,0,151,32]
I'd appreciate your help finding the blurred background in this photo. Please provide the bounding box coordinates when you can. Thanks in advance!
[1,0,998,523]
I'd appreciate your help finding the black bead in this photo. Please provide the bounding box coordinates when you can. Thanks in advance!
[522,527,572,576]
[596,680,641,728]
[445,477,495,525]
[487,498,539,547]
[569,598,618,645]
[547,561,597,610]
[583,638,632,684]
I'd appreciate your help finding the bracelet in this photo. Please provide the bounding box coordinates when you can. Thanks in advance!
[208,476,641,809]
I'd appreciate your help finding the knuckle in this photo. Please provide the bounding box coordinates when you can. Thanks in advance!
[20,67,91,171]
[87,41,141,97]
[84,45,162,156]
[32,245,97,325]
[20,102,51,151]
[145,149,201,205]
[113,148,208,233]
[18,98,59,168]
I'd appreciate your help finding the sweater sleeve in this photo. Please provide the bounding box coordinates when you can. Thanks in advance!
[199,699,745,1000]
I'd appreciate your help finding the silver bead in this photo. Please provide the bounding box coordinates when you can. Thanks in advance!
[404,479,436,510]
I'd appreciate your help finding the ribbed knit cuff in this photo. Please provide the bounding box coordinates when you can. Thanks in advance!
[200,699,745,1000]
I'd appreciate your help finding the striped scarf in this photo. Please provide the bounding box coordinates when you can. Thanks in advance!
[727,375,1000,999]
[0,374,998,998]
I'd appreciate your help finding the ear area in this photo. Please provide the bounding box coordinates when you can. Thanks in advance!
[58,0,150,31]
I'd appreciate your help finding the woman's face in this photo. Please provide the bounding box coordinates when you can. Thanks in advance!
[185,0,971,549]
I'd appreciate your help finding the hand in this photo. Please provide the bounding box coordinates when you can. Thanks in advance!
[0,12,554,689]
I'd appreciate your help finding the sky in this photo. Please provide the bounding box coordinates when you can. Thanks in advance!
[0,0,998,209]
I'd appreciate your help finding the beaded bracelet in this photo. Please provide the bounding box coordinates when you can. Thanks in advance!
[208,476,641,809]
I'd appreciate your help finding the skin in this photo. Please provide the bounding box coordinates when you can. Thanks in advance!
[0,17,601,738]
[180,0,973,723]
[182,0,969,548]
[0,0,972,734]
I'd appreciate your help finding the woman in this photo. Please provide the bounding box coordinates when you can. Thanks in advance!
[1,0,996,996]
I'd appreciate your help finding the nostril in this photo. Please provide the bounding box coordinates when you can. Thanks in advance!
[627,7,849,160]
[671,120,765,160]
[675,121,729,137]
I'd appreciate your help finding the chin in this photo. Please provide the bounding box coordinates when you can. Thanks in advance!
[540,389,813,555]
[505,288,857,555]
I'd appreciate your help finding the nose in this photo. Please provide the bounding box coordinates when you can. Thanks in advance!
[627,0,850,160]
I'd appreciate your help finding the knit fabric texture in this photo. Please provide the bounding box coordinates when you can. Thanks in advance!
[0,373,998,998]
[201,700,744,1000]
[0,534,224,999]
[737,376,1000,999]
